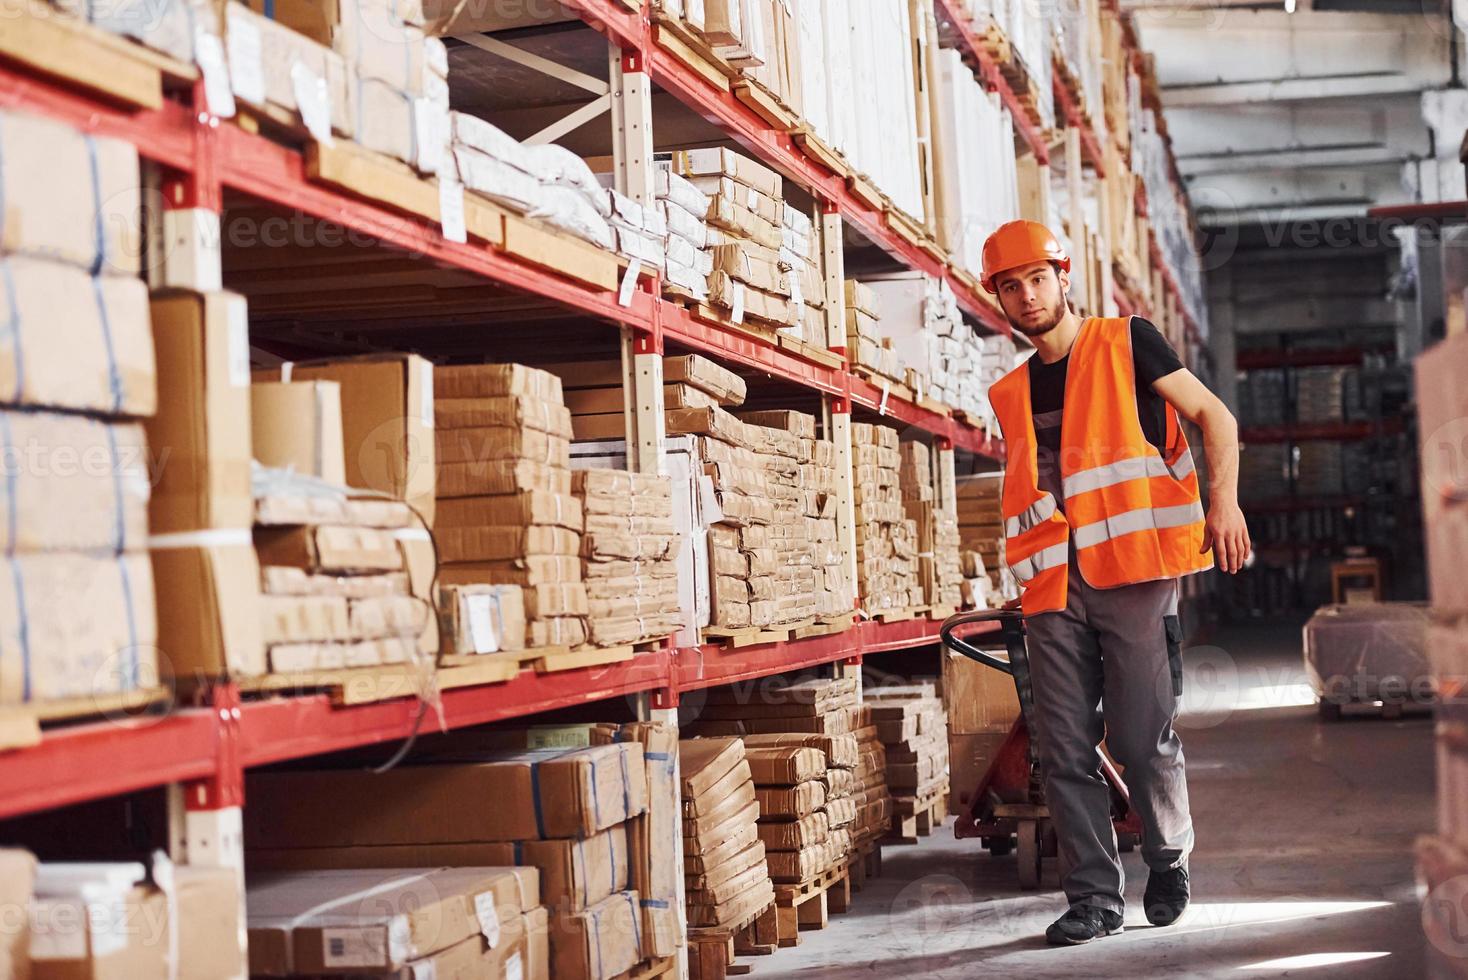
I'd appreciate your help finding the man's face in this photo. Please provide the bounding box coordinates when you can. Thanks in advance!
[994,261,1069,338]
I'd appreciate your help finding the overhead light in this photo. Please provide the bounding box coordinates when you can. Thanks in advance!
[1284,0,1296,12]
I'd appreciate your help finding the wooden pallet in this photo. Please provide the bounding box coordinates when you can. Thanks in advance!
[0,687,172,752]
[772,863,852,946]
[441,638,659,675]
[615,956,678,980]
[872,606,925,624]
[885,779,951,845]
[688,901,778,980]
[793,614,855,640]
[851,365,916,403]
[701,619,817,649]
[845,839,884,892]
[236,661,442,707]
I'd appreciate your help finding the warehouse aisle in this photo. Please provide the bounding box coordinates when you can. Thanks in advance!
[752,619,1436,978]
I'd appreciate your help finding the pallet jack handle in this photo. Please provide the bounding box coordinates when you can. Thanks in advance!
[939,608,1028,677]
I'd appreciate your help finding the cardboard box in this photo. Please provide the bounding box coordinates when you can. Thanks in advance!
[252,380,347,485]
[947,732,1009,816]
[146,291,253,533]
[438,555,580,588]
[438,458,572,499]
[0,553,156,705]
[441,583,527,655]
[436,426,570,468]
[682,819,759,874]
[276,354,435,523]
[437,396,573,436]
[437,492,583,532]
[247,866,537,975]
[0,257,154,417]
[255,524,405,574]
[438,525,581,563]
[31,863,244,980]
[151,539,265,681]
[0,111,140,275]
[683,758,753,817]
[225,5,355,138]
[527,616,588,648]
[679,147,782,200]
[746,746,826,785]
[942,650,1021,734]
[679,738,745,798]
[245,745,648,846]
[765,844,832,883]
[552,890,642,980]
[436,363,563,402]
[249,828,626,914]
[742,732,858,769]
[542,356,745,406]
[755,781,827,819]
[0,411,147,553]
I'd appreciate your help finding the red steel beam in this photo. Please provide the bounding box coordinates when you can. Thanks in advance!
[1051,71,1106,178]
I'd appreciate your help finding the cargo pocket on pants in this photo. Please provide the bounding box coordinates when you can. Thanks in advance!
[1163,614,1184,699]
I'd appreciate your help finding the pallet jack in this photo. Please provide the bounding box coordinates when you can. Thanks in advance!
[940,608,1143,889]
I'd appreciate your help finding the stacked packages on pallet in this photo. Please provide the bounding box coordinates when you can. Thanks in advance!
[245,739,656,980]
[550,353,747,442]
[601,181,670,275]
[866,683,950,837]
[852,423,922,613]
[963,0,1054,131]
[251,469,432,673]
[435,363,589,649]
[675,149,825,347]
[680,737,776,929]
[574,469,683,646]
[656,168,716,303]
[956,473,1015,605]
[899,442,964,610]
[929,49,1020,285]
[738,411,850,620]
[844,280,902,384]
[850,706,893,847]
[0,110,160,711]
[748,746,848,883]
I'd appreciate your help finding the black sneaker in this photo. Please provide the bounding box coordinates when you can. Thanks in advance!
[1144,865,1190,926]
[1045,905,1125,946]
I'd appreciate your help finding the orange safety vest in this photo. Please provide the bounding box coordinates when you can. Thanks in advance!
[988,316,1212,616]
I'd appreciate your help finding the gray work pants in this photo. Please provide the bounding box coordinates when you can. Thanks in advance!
[1024,559,1194,915]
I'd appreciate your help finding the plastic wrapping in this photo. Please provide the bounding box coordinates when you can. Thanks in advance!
[1302,603,1433,703]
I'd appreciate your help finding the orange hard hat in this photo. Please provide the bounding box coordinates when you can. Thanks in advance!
[980,220,1070,293]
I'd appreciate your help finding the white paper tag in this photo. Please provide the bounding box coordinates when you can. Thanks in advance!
[290,62,334,146]
[321,928,388,969]
[194,30,236,118]
[506,952,524,980]
[475,891,502,948]
[788,268,804,307]
[747,184,758,210]
[227,300,250,388]
[618,258,642,307]
[414,97,447,175]
[879,381,890,416]
[226,13,265,106]
[730,282,745,324]
[438,176,467,244]
[465,594,500,654]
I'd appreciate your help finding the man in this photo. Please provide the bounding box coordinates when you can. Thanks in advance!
[980,220,1250,945]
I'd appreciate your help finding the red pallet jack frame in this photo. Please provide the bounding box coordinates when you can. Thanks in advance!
[942,609,1144,889]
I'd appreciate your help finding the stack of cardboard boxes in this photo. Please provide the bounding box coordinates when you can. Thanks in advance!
[435,363,589,650]
[248,866,547,978]
[899,441,963,610]
[0,110,161,712]
[246,740,654,980]
[655,168,715,304]
[956,473,1014,605]
[574,469,682,646]
[851,707,893,848]
[680,738,775,929]
[603,184,669,275]
[550,354,747,442]
[867,683,950,829]
[24,857,245,978]
[251,478,432,673]
[738,411,820,626]
[844,281,902,384]
[853,423,922,612]
[748,746,841,883]
[678,149,820,343]
[943,642,1022,817]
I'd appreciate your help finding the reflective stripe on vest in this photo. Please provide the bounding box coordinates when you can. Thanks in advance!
[1062,448,1198,498]
[1072,501,1206,550]
[1004,493,1059,538]
[1010,541,1068,582]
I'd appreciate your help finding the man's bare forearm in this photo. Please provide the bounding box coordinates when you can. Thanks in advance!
[1199,407,1240,507]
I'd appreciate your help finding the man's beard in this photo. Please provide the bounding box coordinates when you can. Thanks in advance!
[1007,297,1065,338]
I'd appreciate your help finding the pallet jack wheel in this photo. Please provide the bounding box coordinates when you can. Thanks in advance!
[985,836,1013,858]
[1017,820,1042,890]
[1317,699,1343,722]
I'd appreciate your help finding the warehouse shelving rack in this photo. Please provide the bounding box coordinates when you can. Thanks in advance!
[0,5,1204,953]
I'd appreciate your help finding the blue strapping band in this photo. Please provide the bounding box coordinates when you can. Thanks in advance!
[588,902,604,980]
[644,752,671,761]
[0,412,23,702]
[617,748,631,819]
[116,553,139,689]
[588,752,603,837]
[263,0,275,19]
[512,840,524,866]
[641,899,671,909]
[530,761,547,839]
[606,828,617,893]
[84,136,105,275]
[0,261,18,410]
[577,838,588,909]
[627,892,642,959]
[9,555,27,703]
[102,420,126,554]
[91,276,123,415]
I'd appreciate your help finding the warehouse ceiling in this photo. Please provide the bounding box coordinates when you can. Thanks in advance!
[1129,3,1462,225]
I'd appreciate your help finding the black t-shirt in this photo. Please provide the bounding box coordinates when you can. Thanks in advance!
[1030,316,1185,506]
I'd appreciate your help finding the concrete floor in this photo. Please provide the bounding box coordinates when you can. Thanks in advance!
[749,617,1437,979]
